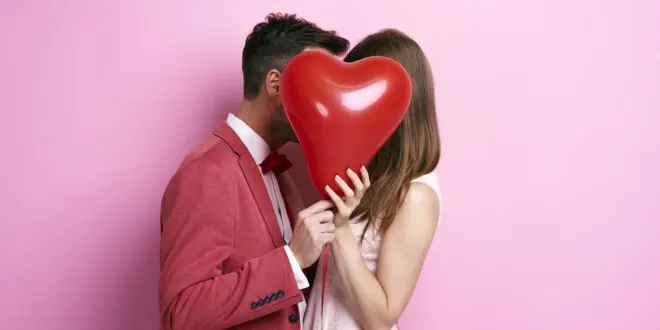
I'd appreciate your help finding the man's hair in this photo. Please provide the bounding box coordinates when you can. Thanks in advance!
[241,13,349,100]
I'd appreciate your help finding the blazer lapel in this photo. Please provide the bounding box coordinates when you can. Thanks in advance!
[238,155,285,247]
[215,123,284,248]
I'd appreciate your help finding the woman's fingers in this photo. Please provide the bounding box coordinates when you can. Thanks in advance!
[326,167,371,221]
[325,185,344,207]
[335,175,354,198]
[346,169,364,195]
[360,166,371,188]
[325,185,350,217]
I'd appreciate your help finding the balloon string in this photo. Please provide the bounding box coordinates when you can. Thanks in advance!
[321,244,329,321]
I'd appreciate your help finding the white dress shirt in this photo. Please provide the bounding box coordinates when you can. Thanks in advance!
[226,113,309,327]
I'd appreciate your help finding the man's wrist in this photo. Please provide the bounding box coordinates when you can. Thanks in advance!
[288,244,306,269]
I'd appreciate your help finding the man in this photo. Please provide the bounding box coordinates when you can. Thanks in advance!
[158,13,350,330]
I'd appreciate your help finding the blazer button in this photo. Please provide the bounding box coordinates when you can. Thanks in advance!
[250,302,258,310]
[277,290,285,298]
[288,314,299,324]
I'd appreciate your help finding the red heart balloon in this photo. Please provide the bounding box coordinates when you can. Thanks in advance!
[281,50,412,197]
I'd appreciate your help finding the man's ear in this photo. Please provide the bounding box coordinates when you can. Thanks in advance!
[265,69,282,97]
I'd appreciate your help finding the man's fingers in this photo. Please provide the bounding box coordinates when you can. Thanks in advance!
[298,199,334,219]
[319,222,336,233]
[320,232,335,244]
[309,210,334,224]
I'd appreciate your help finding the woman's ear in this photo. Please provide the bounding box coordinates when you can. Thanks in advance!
[265,69,282,97]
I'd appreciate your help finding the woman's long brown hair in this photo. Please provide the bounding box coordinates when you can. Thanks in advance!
[346,29,441,241]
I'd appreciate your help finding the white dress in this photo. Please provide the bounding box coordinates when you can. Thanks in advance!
[303,172,442,330]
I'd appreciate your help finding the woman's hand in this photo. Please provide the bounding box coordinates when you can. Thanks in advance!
[324,166,371,227]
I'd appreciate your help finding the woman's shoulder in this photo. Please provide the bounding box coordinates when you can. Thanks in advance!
[383,175,441,240]
[403,172,442,226]
[410,172,441,201]
[405,181,440,214]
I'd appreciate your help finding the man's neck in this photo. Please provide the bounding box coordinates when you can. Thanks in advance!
[235,100,285,151]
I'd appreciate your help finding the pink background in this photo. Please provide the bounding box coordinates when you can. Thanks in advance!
[1,1,659,330]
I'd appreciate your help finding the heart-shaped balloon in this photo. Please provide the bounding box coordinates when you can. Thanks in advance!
[281,50,412,197]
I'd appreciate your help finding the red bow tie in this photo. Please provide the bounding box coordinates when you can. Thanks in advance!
[259,151,292,175]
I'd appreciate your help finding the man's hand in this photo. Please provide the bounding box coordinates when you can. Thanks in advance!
[289,200,335,269]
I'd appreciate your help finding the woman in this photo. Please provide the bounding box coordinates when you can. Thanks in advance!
[304,29,442,330]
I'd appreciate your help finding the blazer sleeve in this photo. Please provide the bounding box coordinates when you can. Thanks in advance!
[159,158,303,330]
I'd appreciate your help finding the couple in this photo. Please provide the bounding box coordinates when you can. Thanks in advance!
[159,13,441,330]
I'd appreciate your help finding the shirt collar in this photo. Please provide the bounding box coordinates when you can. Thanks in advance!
[226,113,271,164]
